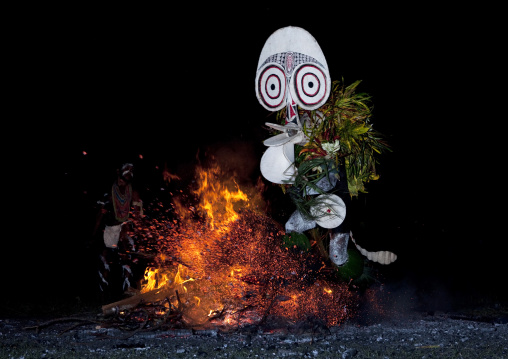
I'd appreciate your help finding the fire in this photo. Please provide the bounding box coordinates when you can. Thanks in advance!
[193,162,249,230]
[141,267,171,292]
[130,157,355,328]
[173,264,194,287]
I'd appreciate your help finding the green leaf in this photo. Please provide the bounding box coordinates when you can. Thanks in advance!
[282,232,311,251]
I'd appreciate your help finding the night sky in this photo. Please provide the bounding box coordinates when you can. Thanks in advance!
[6,5,504,313]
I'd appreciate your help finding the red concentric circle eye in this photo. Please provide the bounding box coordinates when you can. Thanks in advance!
[256,64,286,111]
[290,64,330,109]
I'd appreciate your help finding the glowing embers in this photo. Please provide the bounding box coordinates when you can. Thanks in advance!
[127,159,355,329]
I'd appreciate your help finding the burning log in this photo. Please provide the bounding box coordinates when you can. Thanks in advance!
[102,288,172,316]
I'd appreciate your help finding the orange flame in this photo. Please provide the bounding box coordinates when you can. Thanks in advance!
[193,162,248,230]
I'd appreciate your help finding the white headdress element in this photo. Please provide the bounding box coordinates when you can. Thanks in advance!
[121,163,134,178]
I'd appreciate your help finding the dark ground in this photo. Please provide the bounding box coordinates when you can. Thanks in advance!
[1,295,507,358]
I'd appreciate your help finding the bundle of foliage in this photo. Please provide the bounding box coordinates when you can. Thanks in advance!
[275,79,390,202]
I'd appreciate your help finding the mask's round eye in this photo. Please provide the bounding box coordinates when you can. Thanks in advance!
[255,64,286,111]
[290,64,330,109]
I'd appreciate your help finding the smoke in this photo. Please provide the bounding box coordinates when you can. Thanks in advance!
[353,271,460,325]
[202,139,261,184]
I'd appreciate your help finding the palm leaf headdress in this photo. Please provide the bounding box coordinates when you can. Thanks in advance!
[273,79,390,215]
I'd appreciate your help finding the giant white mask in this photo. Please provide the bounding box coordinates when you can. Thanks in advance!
[256,26,331,184]
[255,26,331,126]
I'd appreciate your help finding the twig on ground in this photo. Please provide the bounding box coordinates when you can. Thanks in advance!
[23,317,101,334]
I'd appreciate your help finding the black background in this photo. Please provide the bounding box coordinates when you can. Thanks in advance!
[5,4,505,313]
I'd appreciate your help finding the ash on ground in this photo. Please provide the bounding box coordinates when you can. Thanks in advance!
[2,294,507,359]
